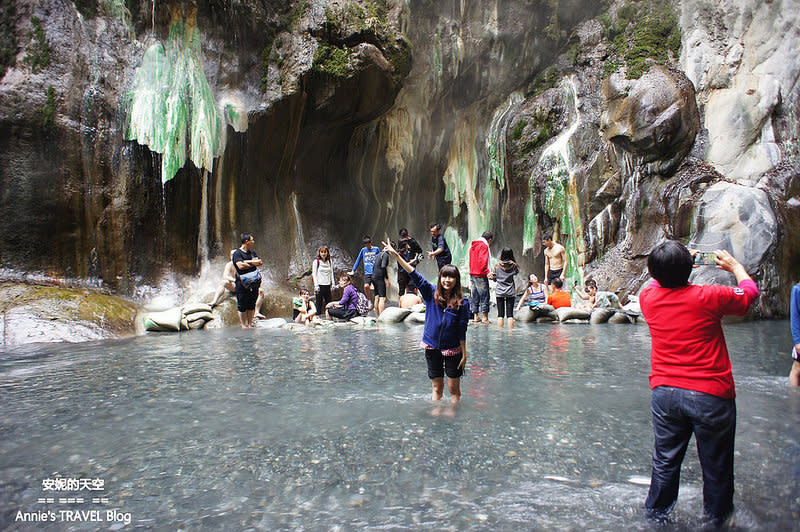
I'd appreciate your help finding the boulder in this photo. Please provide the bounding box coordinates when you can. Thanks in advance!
[601,65,700,176]
[377,307,412,323]
[689,182,777,282]
[350,316,377,326]
[410,303,426,314]
[258,318,287,329]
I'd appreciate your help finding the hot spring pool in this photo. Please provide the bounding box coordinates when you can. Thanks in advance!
[1,320,798,530]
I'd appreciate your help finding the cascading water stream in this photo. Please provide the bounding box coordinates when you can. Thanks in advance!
[523,76,584,286]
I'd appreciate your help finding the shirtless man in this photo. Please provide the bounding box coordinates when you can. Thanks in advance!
[543,233,568,290]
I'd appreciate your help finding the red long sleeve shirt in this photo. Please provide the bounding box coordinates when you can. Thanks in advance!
[639,279,759,399]
[469,239,491,277]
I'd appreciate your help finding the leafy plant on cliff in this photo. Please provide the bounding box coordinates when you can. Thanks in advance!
[313,42,352,79]
[24,16,51,73]
[280,0,308,32]
[0,0,16,77]
[515,108,554,155]
[35,85,57,132]
[602,0,681,79]
[74,0,98,18]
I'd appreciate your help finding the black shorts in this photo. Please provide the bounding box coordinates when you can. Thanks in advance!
[372,277,387,297]
[548,268,563,284]
[328,307,358,321]
[425,349,463,379]
[236,286,259,312]
[364,274,373,287]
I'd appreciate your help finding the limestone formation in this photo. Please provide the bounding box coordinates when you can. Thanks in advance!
[601,66,700,177]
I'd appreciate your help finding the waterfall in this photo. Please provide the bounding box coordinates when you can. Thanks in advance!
[197,169,210,269]
[523,76,584,286]
[290,192,311,274]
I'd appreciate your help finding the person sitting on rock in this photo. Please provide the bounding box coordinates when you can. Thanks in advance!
[326,273,359,321]
[292,288,317,325]
[515,273,547,312]
[546,278,572,309]
[399,291,423,309]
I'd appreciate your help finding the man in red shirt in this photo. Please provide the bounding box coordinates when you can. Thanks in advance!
[468,231,493,323]
[546,278,572,308]
[639,241,758,527]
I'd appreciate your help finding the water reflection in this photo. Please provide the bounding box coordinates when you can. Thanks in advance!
[0,321,797,530]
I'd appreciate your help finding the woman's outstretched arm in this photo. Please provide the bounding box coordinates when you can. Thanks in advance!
[383,240,414,273]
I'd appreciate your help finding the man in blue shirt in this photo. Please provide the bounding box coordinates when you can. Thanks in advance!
[349,236,380,307]
[428,223,452,270]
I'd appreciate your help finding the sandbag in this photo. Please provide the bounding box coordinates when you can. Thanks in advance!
[556,307,590,322]
[516,306,536,323]
[609,312,634,324]
[410,303,426,314]
[182,302,213,316]
[186,311,213,323]
[536,315,556,322]
[143,307,183,332]
[377,307,411,323]
[406,312,426,323]
[590,308,614,324]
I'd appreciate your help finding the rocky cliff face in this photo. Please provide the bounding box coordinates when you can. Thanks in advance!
[1,0,798,316]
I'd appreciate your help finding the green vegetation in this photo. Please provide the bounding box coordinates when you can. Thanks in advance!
[313,42,351,78]
[24,16,51,73]
[602,0,681,79]
[324,0,391,37]
[74,0,98,18]
[280,0,307,32]
[519,109,554,154]
[526,65,560,98]
[36,85,56,132]
[261,44,272,92]
[0,0,16,78]
[511,119,528,141]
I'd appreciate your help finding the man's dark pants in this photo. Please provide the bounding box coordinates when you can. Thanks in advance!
[645,385,736,525]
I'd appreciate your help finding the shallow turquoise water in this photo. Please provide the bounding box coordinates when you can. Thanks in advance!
[1,321,798,530]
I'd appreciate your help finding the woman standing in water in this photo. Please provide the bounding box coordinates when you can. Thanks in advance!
[492,247,519,328]
[312,245,334,315]
[382,240,470,405]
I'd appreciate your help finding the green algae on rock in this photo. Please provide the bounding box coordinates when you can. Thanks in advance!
[126,19,223,183]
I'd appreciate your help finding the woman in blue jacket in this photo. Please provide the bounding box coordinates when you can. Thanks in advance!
[383,240,470,404]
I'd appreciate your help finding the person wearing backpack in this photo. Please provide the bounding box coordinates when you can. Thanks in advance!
[325,273,359,321]
[382,240,470,407]
[312,245,334,314]
[232,233,263,329]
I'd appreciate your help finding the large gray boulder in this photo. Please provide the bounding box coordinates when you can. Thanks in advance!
[689,182,777,286]
[377,307,412,323]
[601,65,700,176]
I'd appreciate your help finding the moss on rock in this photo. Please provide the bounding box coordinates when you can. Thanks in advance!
[602,0,680,79]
